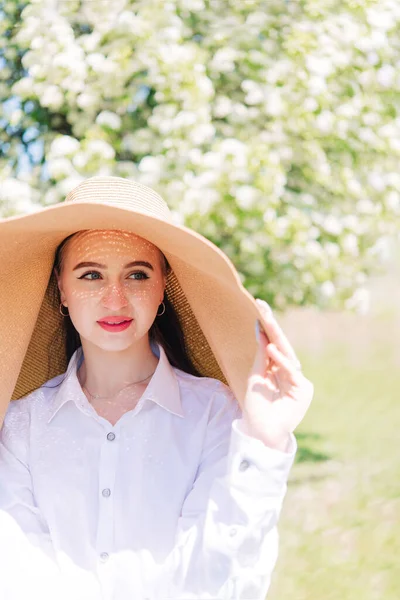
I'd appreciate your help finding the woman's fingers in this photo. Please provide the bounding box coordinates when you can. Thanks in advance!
[251,326,270,377]
[266,342,303,386]
[256,299,300,363]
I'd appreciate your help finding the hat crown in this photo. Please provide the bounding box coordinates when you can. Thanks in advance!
[65,176,171,221]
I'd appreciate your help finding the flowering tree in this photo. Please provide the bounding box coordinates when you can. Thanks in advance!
[1,0,399,310]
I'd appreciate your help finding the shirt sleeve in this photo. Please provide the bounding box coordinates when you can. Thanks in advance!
[0,399,67,599]
[152,384,296,600]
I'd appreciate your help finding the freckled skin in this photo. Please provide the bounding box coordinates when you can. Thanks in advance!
[55,229,166,425]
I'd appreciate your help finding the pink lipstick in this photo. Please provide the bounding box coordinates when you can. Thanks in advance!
[97,317,133,333]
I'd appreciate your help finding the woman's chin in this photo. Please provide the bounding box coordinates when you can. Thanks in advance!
[85,335,140,353]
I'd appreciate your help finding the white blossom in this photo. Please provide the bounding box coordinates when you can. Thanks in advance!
[385,191,400,211]
[324,242,340,258]
[77,92,99,110]
[72,152,88,169]
[306,56,334,77]
[323,216,343,236]
[303,97,319,112]
[345,287,370,314]
[9,109,23,126]
[219,139,248,168]
[178,0,205,10]
[342,234,359,256]
[50,136,80,157]
[96,111,122,130]
[305,240,323,258]
[0,178,38,215]
[356,199,377,216]
[210,48,238,73]
[138,156,164,174]
[320,281,336,299]
[47,158,75,179]
[242,80,265,105]
[41,85,64,110]
[86,140,115,160]
[235,186,259,210]
[264,89,284,117]
[377,64,395,87]
[213,96,232,118]
[368,173,386,192]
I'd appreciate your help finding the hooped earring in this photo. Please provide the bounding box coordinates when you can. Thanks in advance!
[59,303,69,317]
[157,302,166,317]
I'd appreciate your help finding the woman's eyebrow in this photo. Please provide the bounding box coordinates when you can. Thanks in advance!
[125,261,154,271]
[72,260,154,271]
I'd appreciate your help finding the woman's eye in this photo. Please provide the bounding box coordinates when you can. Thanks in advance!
[79,271,101,280]
[77,271,149,281]
[129,271,149,280]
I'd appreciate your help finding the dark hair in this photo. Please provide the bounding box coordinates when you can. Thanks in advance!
[51,232,201,377]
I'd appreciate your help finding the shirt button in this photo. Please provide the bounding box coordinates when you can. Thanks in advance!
[102,488,111,498]
[100,552,109,562]
[229,527,238,537]
[239,459,250,471]
[107,432,115,441]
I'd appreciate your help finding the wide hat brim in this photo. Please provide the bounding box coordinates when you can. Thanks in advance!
[0,176,266,426]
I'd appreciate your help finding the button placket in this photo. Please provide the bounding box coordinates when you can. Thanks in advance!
[96,430,118,563]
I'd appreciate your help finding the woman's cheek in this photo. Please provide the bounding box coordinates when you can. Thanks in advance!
[70,299,99,337]
[131,285,160,309]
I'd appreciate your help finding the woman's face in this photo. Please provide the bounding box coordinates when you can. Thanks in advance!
[56,230,166,352]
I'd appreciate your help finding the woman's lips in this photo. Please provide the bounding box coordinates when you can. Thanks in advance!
[97,319,133,333]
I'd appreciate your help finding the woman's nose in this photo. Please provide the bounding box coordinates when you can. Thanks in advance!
[101,282,129,310]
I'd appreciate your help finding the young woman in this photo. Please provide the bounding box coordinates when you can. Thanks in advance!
[0,176,313,600]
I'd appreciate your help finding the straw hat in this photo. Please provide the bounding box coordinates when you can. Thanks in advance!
[0,175,265,426]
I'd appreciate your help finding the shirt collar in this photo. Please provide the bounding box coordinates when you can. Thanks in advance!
[47,343,184,424]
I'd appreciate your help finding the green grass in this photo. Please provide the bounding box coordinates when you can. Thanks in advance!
[268,310,400,600]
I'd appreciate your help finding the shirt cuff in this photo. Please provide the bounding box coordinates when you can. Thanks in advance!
[226,419,297,496]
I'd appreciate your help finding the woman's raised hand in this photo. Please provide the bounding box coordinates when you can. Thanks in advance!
[242,299,314,451]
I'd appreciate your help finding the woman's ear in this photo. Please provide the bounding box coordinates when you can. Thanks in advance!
[54,268,67,305]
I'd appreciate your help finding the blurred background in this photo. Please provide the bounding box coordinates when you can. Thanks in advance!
[0,1,399,598]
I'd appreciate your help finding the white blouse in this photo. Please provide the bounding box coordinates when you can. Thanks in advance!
[0,344,296,600]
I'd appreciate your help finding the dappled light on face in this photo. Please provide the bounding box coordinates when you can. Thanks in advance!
[57,229,166,353]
